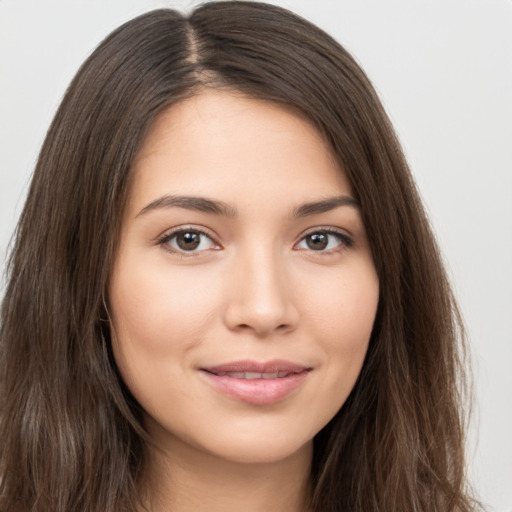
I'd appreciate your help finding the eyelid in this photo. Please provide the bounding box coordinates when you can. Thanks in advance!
[156,225,221,256]
[155,224,353,257]
[294,226,354,252]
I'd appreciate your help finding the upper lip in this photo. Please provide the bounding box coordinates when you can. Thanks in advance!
[201,359,311,375]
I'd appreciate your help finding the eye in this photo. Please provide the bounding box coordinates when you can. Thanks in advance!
[296,229,352,252]
[158,228,218,254]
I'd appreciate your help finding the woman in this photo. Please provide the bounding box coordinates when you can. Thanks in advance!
[0,2,479,511]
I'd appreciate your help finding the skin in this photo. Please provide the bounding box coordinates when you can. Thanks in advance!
[109,90,379,512]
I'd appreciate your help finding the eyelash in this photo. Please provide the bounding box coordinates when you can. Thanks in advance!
[157,226,220,257]
[295,227,353,254]
[156,226,353,256]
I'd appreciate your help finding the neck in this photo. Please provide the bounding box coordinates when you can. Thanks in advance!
[143,440,313,512]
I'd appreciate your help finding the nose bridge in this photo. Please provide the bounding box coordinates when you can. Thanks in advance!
[223,239,298,336]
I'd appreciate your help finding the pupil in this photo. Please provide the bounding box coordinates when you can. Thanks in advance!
[177,232,200,250]
[307,233,328,250]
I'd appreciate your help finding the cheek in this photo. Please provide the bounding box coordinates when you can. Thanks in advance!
[300,260,379,397]
[109,255,220,352]
[303,260,379,345]
[108,255,223,411]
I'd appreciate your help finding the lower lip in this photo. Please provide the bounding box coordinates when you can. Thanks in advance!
[200,370,310,405]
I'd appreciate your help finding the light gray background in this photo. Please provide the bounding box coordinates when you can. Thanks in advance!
[1,1,511,510]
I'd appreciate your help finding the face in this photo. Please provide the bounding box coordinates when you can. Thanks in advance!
[109,90,379,465]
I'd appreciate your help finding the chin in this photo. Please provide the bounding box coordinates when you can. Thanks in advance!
[204,436,313,466]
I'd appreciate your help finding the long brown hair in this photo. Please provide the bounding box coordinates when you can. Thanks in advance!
[0,2,478,511]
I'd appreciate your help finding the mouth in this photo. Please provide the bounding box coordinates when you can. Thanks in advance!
[204,370,301,379]
[199,360,312,405]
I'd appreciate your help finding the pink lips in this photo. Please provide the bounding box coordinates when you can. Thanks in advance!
[200,359,311,405]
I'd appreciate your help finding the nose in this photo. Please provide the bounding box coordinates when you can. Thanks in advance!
[222,246,299,337]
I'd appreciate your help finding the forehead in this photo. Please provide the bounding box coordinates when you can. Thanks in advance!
[128,90,352,213]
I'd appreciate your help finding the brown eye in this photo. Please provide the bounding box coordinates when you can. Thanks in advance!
[161,229,217,254]
[296,230,352,252]
[176,232,201,251]
[306,233,328,250]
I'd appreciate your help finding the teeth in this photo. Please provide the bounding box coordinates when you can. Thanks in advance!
[214,371,292,379]
[229,372,245,378]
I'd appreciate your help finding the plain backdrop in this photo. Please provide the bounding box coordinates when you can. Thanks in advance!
[1,1,511,510]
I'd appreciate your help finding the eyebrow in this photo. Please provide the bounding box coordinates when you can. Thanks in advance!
[136,194,359,218]
[291,195,360,218]
[137,195,237,218]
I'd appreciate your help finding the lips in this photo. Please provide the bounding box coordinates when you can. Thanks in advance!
[199,360,311,405]
[202,359,309,375]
